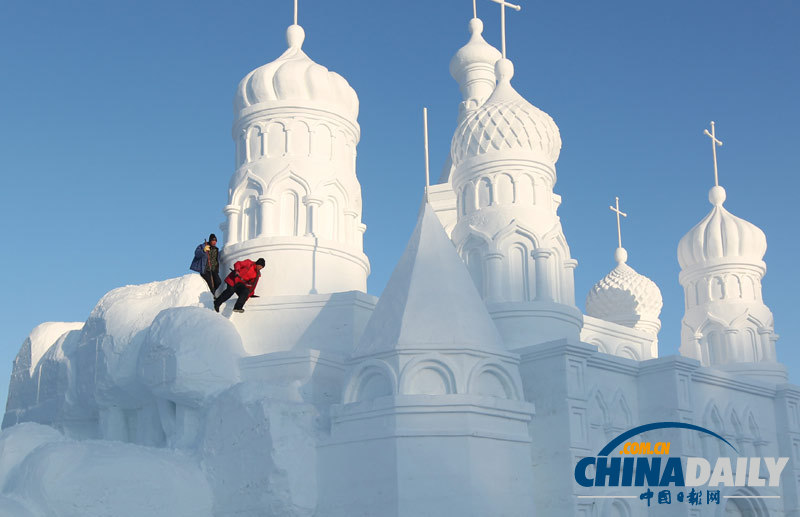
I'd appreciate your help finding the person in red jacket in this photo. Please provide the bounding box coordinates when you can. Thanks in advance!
[213,258,265,313]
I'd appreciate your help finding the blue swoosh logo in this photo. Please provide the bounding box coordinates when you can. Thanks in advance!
[598,421,738,456]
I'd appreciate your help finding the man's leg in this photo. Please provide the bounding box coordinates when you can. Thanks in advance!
[214,284,236,312]
[211,272,222,293]
[201,271,215,291]
[233,283,251,311]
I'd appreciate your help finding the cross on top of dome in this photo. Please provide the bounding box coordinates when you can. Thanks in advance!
[704,121,724,187]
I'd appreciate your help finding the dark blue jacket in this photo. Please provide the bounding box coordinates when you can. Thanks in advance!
[190,243,218,274]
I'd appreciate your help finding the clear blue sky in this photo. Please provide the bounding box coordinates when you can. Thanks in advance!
[1,0,798,407]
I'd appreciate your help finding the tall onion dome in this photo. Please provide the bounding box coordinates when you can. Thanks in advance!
[221,24,369,296]
[448,51,581,348]
[586,247,663,337]
[677,185,782,380]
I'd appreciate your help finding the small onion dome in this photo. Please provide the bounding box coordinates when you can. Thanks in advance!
[450,58,561,167]
[233,25,358,120]
[586,247,663,335]
[677,186,767,271]
[449,18,502,87]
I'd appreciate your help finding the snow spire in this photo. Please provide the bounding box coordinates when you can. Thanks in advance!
[704,121,723,187]
[423,107,430,204]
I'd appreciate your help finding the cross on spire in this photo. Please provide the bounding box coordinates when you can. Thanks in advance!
[487,0,521,58]
[703,121,724,186]
[609,196,627,249]
[423,107,431,204]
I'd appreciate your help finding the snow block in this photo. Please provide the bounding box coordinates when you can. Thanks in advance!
[200,382,319,517]
[138,306,244,407]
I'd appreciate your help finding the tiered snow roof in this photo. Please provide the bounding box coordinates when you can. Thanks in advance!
[233,24,358,120]
[678,185,767,272]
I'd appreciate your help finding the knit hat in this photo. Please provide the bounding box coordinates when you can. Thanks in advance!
[255,258,266,267]
[208,233,217,242]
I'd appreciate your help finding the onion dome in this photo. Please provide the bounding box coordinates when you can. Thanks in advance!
[586,247,663,335]
[677,186,767,271]
[451,58,561,167]
[449,18,501,109]
[233,25,358,120]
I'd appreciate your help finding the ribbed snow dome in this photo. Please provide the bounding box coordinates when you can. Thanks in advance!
[234,25,358,120]
[449,18,501,85]
[677,186,767,271]
[586,248,663,333]
[451,58,561,167]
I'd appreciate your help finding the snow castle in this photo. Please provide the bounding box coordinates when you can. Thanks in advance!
[2,14,798,517]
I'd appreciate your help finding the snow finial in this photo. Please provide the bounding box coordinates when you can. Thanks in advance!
[423,107,431,204]
[294,0,298,25]
[703,121,724,187]
[487,0,521,59]
[286,24,305,49]
[473,0,477,19]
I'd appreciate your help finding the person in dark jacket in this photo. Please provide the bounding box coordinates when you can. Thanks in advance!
[190,234,221,293]
[213,258,265,313]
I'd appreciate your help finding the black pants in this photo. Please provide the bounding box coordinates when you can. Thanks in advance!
[202,271,221,293]
[215,283,250,310]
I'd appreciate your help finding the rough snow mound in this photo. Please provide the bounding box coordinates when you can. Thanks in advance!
[90,274,213,406]
[5,437,213,517]
[0,423,65,491]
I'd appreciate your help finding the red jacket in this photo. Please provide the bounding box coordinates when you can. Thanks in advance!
[225,259,260,296]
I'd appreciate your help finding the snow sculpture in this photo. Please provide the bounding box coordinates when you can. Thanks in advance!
[678,185,783,380]
[447,39,582,347]
[320,204,535,516]
[223,23,369,297]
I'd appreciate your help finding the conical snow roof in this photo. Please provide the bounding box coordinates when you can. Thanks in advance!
[354,203,504,356]
[586,247,663,335]
[233,25,358,120]
[677,186,767,271]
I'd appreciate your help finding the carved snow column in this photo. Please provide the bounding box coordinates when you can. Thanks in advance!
[223,205,241,245]
[305,196,323,237]
[532,249,553,302]
[562,258,578,306]
[485,251,505,303]
[677,185,784,381]
[257,195,276,237]
[219,24,369,296]
[448,56,582,348]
